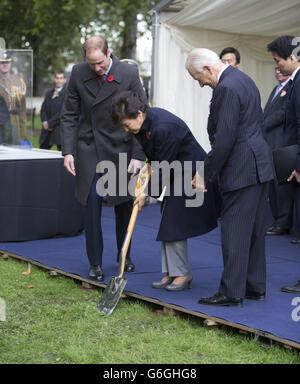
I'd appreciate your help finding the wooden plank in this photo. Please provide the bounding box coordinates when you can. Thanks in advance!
[1,249,300,351]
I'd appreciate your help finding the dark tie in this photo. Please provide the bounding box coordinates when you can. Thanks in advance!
[99,75,105,85]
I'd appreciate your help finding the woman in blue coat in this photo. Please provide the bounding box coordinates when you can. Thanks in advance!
[111,91,220,292]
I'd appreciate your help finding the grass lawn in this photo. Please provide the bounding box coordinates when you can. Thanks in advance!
[0,256,299,364]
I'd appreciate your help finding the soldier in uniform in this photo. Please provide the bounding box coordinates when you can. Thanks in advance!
[0,50,28,145]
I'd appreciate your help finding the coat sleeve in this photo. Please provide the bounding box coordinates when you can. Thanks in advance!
[40,94,48,123]
[204,86,240,183]
[60,67,81,156]
[47,96,65,129]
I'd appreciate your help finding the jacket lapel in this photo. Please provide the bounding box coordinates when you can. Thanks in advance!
[92,57,121,107]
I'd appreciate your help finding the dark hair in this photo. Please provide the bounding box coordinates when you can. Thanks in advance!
[55,70,65,77]
[111,91,147,125]
[267,35,299,60]
[219,47,240,64]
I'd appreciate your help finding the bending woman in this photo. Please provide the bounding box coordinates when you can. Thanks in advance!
[111,91,220,292]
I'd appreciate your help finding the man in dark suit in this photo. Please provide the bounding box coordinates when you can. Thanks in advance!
[61,36,147,281]
[263,67,293,235]
[186,48,274,307]
[39,71,67,151]
[267,35,300,293]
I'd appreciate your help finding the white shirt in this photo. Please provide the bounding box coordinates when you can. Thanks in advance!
[217,64,230,83]
[290,65,300,81]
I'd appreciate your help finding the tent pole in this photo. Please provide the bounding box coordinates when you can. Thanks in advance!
[150,9,160,105]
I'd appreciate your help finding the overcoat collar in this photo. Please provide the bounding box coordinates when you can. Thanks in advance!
[217,65,235,85]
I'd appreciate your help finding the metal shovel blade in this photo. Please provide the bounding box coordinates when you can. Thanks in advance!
[96,276,128,315]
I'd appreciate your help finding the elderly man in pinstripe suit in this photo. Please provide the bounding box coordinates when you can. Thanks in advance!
[186,48,274,307]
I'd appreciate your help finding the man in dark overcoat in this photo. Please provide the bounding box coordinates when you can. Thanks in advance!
[39,71,67,151]
[61,36,147,281]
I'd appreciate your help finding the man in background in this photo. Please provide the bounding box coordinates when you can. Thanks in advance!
[219,47,240,68]
[263,67,293,236]
[0,50,28,146]
[267,35,300,293]
[39,71,67,151]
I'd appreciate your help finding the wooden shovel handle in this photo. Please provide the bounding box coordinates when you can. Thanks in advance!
[119,204,139,278]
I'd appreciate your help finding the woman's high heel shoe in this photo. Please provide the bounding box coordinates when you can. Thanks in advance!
[165,274,193,292]
[152,275,174,289]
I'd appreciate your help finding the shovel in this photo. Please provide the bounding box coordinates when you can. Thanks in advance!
[97,163,151,315]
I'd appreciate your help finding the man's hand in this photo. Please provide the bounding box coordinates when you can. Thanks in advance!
[287,169,300,183]
[64,154,76,176]
[42,121,53,131]
[192,171,207,192]
[128,158,144,179]
[134,192,148,211]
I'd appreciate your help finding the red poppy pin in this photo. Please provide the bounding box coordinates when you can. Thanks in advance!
[107,75,114,82]
[280,89,287,97]
[146,131,151,139]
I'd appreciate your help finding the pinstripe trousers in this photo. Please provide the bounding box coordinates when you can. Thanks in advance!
[218,182,269,298]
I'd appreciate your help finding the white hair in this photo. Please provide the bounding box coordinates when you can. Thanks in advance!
[185,48,220,72]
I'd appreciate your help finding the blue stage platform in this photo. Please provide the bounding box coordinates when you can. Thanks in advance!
[1,203,299,348]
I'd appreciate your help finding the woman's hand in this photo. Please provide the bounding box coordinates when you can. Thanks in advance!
[134,192,148,211]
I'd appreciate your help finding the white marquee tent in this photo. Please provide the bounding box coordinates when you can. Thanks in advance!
[151,0,300,150]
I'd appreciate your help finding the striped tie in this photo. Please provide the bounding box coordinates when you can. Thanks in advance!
[52,89,59,99]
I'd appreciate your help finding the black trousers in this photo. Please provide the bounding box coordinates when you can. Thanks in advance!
[268,176,294,229]
[40,142,62,151]
[219,183,268,298]
[84,174,132,267]
[293,183,300,238]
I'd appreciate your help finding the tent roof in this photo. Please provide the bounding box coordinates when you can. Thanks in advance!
[157,0,300,37]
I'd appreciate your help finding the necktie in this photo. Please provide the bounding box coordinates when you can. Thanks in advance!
[99,75,105,85]
[52,89,59,99]
[271,84,282,102]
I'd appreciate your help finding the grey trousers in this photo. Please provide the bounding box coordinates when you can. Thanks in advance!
[161,240,190,277]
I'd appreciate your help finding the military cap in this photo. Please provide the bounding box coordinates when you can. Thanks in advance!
[0,50,12,63]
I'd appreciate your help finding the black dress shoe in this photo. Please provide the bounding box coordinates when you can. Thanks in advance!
[245,291,266,300]
[265,225,289,235]
[89,265,104,281]
[117,254,135,273]
[198,293,243,307]
[124,257,135,273]
[281,281,300,293]
[291,238,300,244]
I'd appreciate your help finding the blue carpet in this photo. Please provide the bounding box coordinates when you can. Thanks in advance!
[0,203,299,346]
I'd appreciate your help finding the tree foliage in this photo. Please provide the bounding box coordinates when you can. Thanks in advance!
[0,0,159,95]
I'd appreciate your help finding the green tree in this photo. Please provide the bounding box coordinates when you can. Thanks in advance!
[0,0,97,95]
[0,0,159,95]
[93,0,160,59]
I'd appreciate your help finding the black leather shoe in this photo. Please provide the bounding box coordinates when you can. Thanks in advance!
[89,265,104,282]
[291,238,300,244]
[266,225,289,235]
[245,291,266,300]
[117,254,135,273]
[124,257,135,273]
[198,293,243,307]
[281,281,300,293]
